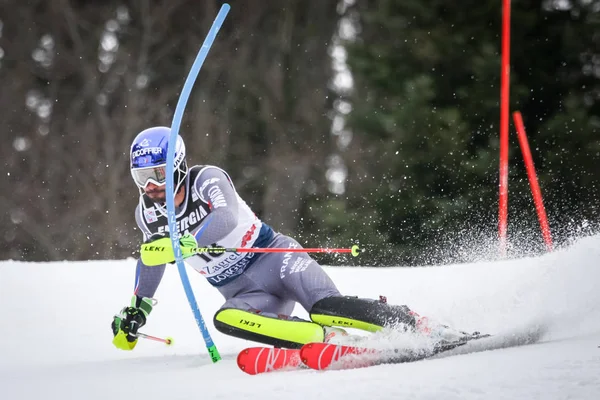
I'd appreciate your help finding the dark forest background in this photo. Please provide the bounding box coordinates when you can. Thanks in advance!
[1,0,599,266]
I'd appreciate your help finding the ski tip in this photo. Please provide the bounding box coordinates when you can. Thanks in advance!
[236,349,254,375]
[237,347,303,375]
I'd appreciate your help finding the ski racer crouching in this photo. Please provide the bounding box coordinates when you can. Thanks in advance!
[111,126,470,350]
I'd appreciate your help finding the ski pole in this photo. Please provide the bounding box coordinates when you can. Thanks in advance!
[188,244,363,257]
[135,332,174,346]
[140,241,363,266]
[165,3,230,364]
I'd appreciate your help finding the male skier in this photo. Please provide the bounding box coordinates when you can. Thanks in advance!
[112,126,469,350]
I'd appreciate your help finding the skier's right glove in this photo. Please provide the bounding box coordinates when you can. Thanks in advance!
[111,295,154,350]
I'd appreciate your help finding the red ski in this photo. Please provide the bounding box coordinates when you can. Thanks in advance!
[237,347,303,375]
[299,339,476,371]
[300,342,378,370]
[238,333,494,374]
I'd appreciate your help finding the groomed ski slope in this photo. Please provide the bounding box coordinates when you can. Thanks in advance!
[1,235,600,400]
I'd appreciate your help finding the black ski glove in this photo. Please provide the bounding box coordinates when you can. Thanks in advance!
[111,295,154,350]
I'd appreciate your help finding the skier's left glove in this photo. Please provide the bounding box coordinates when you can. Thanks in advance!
[111,295,154,350]
[140,232,198,266]
[179,233,198,254]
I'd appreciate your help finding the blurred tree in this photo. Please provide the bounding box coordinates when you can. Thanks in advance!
[0,0,338,261]
[1,0,598,266]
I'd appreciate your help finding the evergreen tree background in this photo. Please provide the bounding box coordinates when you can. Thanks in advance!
[304,0,600,266]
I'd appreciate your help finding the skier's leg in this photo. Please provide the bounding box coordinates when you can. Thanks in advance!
[261,236,415,333]
[309,295,417,332]
[213,294,326,348]
[310,296,474,342]
[255,235,416,335]
[213,266,326,349]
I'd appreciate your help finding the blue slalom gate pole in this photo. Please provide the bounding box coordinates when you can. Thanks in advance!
[165,3,230,363]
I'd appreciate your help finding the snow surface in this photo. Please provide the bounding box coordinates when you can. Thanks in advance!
[1,235,600,400]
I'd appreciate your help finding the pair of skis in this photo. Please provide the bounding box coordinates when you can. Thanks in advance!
[237,333,490,375]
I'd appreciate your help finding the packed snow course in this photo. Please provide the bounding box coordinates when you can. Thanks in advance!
[1,235,599,399]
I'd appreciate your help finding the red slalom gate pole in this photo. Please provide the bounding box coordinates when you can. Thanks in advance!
[512,111,553,251]
[499,0,512,256]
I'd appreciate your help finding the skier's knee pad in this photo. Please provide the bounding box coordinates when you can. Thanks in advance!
[213,308,325,349]
[309,296,416,332]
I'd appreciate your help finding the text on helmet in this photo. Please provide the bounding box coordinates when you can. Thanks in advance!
[132,147,163,158]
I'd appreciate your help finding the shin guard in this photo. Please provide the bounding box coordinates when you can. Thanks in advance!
[309,296,416,332]
[214,308,325,349]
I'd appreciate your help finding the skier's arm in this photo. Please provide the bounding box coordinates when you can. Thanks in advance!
[133,204,166,298]
[192,167,239,246]
[111,206,164,350]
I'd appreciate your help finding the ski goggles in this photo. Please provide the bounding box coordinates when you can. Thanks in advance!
[131,165,167,188]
